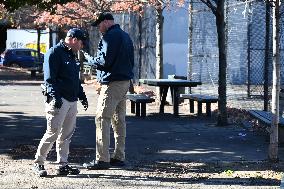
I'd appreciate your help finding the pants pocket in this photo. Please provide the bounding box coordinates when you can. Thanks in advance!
[45,100,60,120]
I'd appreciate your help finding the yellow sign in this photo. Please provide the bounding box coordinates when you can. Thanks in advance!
[25,43,47,53]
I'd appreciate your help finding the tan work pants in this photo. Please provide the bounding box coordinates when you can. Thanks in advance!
[34,98,77,165]
[95,80,130,162]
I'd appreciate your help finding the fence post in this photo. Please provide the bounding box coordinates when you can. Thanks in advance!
[264,3,271,111]
[247,2,252,98]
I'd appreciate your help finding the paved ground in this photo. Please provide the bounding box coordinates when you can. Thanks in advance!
[0,66,284,189]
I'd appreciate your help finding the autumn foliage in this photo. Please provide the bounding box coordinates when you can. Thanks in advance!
[0,3,10,21]
[1,0,187,28]
[34,0,187,28]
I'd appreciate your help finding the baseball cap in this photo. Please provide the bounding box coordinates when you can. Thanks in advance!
[66,28,88,41]
[92,12,114,27]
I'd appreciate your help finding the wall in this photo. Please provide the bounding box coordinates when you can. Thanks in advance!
[163,7,189,78]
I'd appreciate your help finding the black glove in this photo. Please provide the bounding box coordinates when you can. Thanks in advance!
[80,99,88,111]
[54,97,63,109]
[40,84,47,96]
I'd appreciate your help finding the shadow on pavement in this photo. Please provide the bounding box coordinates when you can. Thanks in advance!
[75,171,280,186]
[0,112,96,161]
[0,111,45,155]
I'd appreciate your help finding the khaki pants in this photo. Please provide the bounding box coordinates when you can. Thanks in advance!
[34,98,77,165]
[95,80,130,162]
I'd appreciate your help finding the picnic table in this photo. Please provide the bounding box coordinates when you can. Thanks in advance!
[139,79,202,116]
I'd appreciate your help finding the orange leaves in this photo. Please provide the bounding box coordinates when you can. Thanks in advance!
[0,3,6,10]
[35,1,98,27]
[35,0,142,28]
[0,3,9,20]
[113,1,134,11]
[111,1,145,12]
[34,0,186,28]
[176,0,185,7]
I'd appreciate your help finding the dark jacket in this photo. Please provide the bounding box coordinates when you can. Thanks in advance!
[44,40,86,102]
[95,24,134,83]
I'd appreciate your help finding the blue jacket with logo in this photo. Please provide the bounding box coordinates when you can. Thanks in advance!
[43,40,86,102]
[86,24,134,83]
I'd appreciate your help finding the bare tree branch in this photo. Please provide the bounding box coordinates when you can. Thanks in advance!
[200,0,217,15]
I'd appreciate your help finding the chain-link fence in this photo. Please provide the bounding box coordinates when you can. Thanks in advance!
[189,0,284,111]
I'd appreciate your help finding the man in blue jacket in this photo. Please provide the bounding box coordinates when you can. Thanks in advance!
[83,12,134,169]
[33,28,88,177]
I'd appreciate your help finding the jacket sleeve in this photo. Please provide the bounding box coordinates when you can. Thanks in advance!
[85,38,108,71]
[44,48,61,99]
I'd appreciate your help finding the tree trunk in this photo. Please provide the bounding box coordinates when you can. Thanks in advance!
[187,0,193,93]
[48,28,53,49]
[156,7,164,80]
[269,0,280,162]
[138,10,143,85]
[216,0,228,126]
[37,28,41,62]
[155,6,164,99]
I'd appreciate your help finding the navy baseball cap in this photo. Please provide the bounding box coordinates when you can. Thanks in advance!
[66,28,88,41]
[92,12,114,27]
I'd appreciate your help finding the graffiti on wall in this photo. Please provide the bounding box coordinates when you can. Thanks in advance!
[9,42,24,49]
[8,41,47,53]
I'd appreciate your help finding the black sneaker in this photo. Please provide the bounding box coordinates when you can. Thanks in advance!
[110,158,125,167]
[83,160,110,170]
[57,165,80,175]
[33,163,47,177]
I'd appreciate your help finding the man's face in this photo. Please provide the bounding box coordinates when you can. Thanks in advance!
[98,20,107,34]
[72,38,84,52]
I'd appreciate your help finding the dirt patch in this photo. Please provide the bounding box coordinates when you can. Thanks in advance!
[6,144,284,186]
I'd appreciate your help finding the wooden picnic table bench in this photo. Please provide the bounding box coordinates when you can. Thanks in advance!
[139,79,201,116]
[126,94,155,118]
[180,94,218,117]
[248,110,284,127]
[248,110,284,143]
[28,66,42,77]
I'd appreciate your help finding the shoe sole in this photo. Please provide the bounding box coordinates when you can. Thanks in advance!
[57,171,80,176]
[57,173,80,176]
[110,163,125,167]
[85,166,110,170]
[87,167,110,170]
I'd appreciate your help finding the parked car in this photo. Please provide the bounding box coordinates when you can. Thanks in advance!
[0,48,44,76]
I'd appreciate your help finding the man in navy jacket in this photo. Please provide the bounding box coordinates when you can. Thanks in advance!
[34,28,88,177]
[83,12,134,169]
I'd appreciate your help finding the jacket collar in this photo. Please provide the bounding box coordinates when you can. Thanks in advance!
[60,40,75,52]
[105,24,120,34]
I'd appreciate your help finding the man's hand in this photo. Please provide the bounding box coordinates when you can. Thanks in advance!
[81,99,88,111]
[95,83,101,95]
[54,98,63,109]
[83,52,92,61]
[81,51,98,68]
